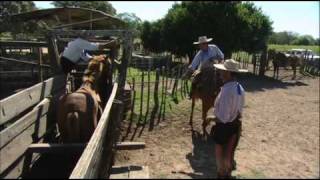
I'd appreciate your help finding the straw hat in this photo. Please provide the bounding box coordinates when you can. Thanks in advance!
[193,36,213,45]
[214,59,248,73]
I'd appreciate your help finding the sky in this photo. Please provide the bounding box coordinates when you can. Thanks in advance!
[33,1,319,39]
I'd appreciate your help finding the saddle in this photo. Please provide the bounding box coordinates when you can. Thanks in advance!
[191,60,222,97]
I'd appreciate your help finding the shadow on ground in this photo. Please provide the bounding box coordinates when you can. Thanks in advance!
[237,73,309,92]
[177,129,217,179]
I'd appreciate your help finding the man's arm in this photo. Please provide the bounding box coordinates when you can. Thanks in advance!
[97,39,119,50]
[216,46,224,61]
[190,51,201,71]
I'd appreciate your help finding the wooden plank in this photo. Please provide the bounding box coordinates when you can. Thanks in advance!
[52,30,129,38]
[69,83,119,179]
[109,166,129,179]
[46,34,60,74]
[129,166,149,179]
[0,75,66,125]
[115,142,145,150]
[53,16,115,29]
[0,56,51,67]
[0,111,48,176]
[0,41,48,47]
[0,98,50,149]
[110,166,149,179]
[27,143,86,154]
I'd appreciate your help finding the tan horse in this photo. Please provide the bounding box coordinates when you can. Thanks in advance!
[57,55,112,143]
[189,61,223,136]
[269,50,302,80]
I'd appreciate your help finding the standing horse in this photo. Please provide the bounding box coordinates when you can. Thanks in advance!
[57,55,112,143]
[270,50,302,80]
[189,61,223,137]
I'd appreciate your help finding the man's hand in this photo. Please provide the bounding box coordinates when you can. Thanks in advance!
[99,40,119,49]
[182,68,194,80]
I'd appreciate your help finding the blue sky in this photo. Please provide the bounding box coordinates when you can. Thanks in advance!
[33,1,319,39]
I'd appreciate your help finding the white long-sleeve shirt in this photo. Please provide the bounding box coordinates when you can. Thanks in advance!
[190,44,224,71]
[214,81,245,124]
[62,38,99,63]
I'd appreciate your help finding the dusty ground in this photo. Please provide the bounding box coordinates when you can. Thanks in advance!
[115,70,320,179]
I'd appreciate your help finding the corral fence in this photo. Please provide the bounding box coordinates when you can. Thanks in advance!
[0,29,136,179]
[0,41,52,99]
[122,54,191,138]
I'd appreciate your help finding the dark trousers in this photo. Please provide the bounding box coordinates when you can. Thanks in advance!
[60,56,76,75]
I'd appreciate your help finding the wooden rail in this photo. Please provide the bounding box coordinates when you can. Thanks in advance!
[0,75,65,126]
[0,41,48,47]
[0,56,51,68]
[69,83,122,179]
[0,75,66,178]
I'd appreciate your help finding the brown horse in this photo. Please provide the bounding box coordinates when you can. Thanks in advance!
[57,55,112,143]
[189,61,223,136]
[269,50,302,80]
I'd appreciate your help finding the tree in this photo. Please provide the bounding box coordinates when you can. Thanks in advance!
[268,31,317,45]
[52,1,116,15]
[291,35,316,45]
[116,12,142,36]
[0,1,36,16]
[0,1,38,39]
[140,1,273,60]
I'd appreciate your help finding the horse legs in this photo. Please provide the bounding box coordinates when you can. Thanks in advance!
[189,98,195,129]
[292,65,296,80]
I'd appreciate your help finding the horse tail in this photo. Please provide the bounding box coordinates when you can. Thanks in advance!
[66,111,80,143]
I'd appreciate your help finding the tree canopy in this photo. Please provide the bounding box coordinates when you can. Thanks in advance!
[116,12,142,36]
[140,1,273,59]
[0,1,38,39]
[52,1,116,15]
[268,31,319,45]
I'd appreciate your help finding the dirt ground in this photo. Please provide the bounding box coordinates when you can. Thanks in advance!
[115,70,320,179]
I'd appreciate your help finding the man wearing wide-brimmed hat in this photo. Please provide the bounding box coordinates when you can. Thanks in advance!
[183,36,225,99]
[212,59,248,178]
[191,36,224,70]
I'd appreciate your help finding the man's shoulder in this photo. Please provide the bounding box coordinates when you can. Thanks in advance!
[208,44,218,48]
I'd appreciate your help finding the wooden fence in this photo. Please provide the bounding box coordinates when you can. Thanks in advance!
[123,63,190,138]
[0,41,52,99]
[0,75,66,178]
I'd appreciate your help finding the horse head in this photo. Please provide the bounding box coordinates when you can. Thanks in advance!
[82,55,112,106]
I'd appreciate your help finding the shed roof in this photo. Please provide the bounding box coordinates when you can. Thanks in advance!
[7,7,126,30]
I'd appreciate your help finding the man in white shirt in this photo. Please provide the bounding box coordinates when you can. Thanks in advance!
[60,36,112,75]
[212,59,248,178]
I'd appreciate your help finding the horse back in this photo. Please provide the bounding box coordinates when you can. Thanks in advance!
[57,92,98,143]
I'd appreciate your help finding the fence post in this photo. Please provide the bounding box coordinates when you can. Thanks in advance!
[158,66,165,123]
[252,54,256,75]
[139,71,144,125]
[38,47,43,82]
[144,65,151,124]
[154,68,160,107]
[162,66,168,121]
[126,77,135,137]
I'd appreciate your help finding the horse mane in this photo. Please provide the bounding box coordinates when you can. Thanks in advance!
[81,55,112,106]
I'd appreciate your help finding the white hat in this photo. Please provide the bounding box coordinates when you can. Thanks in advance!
[193,36,213,45]
[214,59,248,73]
